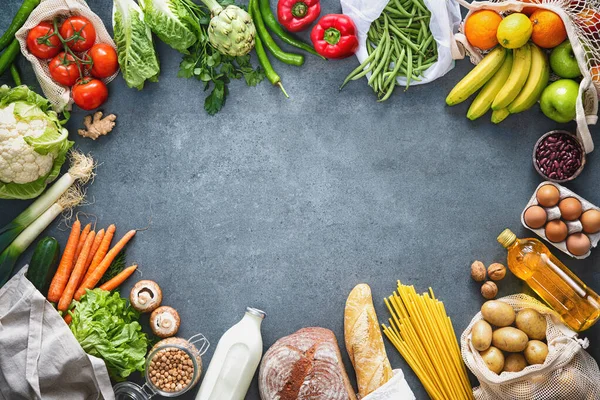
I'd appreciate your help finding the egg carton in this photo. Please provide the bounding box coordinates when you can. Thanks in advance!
[521,181,600,259]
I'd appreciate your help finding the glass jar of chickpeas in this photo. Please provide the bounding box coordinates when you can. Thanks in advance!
[113,334,209,399]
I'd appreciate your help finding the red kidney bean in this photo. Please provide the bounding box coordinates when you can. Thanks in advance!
[534,132,583,181]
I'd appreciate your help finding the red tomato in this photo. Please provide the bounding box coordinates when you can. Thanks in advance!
[88,43,118,78]
[26,22,61,59]
[59,16,96,52]
[48,52,81,86]
[72,78,108,110]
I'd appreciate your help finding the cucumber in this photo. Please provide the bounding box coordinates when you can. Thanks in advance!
[26,237,60,295]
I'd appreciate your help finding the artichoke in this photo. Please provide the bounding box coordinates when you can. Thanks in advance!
[201,0,256,56]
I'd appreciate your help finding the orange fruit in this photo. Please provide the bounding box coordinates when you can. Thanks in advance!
[530,9,567,48]
[591,65,600,82]
[465,10,503,50]
[520,0,539,16]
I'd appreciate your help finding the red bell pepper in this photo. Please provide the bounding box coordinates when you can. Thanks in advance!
[277,0,321,32]
[310,14,358,59]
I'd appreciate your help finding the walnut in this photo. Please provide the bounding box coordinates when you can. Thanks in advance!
[488,263,507,281]
[481,281,498,299]
[78,111,116,140]
[471,260,486,282]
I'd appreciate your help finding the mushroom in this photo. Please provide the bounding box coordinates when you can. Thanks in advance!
[150,306,181,338]
[130,280,162,313]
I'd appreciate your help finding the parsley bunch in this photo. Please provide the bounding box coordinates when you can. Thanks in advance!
[178,0,264,114]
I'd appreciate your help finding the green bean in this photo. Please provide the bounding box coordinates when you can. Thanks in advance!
[368,16,392,86]
[387,24,422,55]
[405,46,413,89]
[340,48,378,89]
[384,47,405,88]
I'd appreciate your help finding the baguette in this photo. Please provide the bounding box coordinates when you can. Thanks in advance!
[344,283,393,398]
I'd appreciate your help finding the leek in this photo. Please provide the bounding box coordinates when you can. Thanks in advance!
[0,151,94,255]
[0,186,86,287]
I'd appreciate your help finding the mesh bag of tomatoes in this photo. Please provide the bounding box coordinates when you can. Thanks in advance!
[454,0,599,153]
[15,0,118,111]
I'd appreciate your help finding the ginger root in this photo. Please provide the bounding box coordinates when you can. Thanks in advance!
[78,112,116,140]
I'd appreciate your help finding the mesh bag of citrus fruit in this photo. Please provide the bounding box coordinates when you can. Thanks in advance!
[14,0,118,112]
[461,294,600,400]
[340,0,464,86]
[452,0,598,154]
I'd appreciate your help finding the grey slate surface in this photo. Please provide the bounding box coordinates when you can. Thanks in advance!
[1,1,599,399]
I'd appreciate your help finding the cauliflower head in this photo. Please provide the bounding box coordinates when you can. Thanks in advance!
[0,86,73,200]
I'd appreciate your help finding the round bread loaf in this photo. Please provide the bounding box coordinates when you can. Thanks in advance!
[259,327,357,400]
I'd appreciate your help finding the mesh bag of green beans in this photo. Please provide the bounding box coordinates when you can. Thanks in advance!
[340,0,463,100]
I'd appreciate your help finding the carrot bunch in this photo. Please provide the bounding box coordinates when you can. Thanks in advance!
[47,219,139,315]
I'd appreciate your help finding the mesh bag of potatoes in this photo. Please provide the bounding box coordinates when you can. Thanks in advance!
[453,0,598,154]
[460,294,600,400]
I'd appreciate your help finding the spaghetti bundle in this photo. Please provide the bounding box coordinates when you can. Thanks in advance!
[382,281,474,400]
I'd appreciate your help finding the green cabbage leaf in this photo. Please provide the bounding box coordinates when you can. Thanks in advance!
[140,0,198,54]
[113,0,161,90]
[69,289,149,381]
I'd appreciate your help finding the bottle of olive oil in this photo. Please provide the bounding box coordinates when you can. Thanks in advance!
[498,229,600,332]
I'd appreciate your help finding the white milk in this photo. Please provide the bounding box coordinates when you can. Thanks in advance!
[195,307,266,400]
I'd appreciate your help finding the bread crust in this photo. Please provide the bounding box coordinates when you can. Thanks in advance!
[344,284,393,398]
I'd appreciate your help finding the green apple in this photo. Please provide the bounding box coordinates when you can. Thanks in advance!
[550,41,582,78]
[540,79,580,123]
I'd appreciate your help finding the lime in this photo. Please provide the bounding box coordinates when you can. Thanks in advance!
[496,13,533,49]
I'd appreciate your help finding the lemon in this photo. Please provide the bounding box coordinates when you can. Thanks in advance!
[496,13,533,49]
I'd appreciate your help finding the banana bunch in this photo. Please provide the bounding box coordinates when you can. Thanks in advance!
[446,42,550,123]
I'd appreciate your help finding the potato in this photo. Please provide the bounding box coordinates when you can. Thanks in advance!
[503,353,527,373]
[492,327,528,352]
[524,340,549,365]
[471,320,493,351]
[480,346,504,374]
[481,300,515,327]
[516,308,547,340]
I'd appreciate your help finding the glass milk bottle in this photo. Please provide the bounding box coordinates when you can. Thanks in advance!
[195,307,266,400]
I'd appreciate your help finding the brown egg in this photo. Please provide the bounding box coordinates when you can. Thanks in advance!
[545,220,568,243]
[566,233,591,256]
[536,185,560,207]
[581,209,600,234]
[559,197,582,221]
[524,206,547,229]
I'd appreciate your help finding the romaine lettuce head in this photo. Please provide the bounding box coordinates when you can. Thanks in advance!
[69,288,149,381]
[113,0,161,90]
[0,85,73,200]
[140,0,198,54]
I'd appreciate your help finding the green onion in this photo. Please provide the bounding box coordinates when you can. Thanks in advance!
[0,152,94,255]
[0,186,85,287]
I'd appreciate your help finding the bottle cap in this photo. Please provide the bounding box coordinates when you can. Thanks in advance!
[246,307,266,319]
[497,229,517,248]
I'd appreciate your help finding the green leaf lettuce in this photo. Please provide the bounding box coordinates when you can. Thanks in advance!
[69,289,149,381]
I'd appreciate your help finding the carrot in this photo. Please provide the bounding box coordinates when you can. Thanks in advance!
[64,313,72,325]
[80,224,115,286]
[74,229,136,300]
[47,219,81,302]
[82,228,104,277]
[73,223,91,266]
[99,265,138,291]
[58,230,96,311]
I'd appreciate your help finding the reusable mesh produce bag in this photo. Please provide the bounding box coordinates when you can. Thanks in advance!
[453,0,599,154]
[14,0,118,112]
[461,294,600,400]
[340,0,464,86]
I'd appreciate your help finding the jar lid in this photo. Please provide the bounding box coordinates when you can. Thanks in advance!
[113,381,154,400]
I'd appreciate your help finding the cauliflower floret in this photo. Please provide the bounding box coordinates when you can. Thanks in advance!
[0,103,55,184]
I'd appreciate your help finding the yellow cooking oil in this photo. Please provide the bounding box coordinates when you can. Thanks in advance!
[498,229,600,332]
